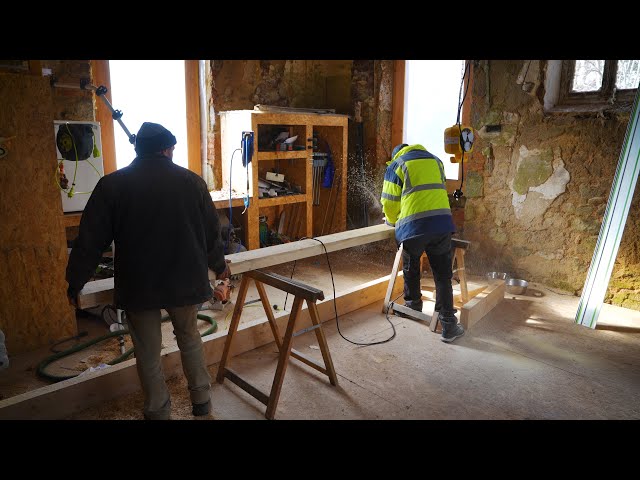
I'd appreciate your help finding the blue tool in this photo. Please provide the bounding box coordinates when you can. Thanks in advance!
[241,132,254,213]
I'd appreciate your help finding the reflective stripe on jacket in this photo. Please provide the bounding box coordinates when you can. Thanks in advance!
[381,144,455,243]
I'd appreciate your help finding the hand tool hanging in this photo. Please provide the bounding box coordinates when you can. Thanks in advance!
[312,152,328,205]
[241,131,254,213]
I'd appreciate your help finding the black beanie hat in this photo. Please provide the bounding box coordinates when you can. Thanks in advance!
[391,143,408,160]
[134,122,177,155]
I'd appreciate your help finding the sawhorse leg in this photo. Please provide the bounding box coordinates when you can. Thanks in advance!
[216,270,337,420]
[382,244,403,313]
[216,274,251,384]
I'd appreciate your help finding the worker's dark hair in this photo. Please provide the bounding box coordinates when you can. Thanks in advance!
[391,143,408,161]
[135,122,177,155]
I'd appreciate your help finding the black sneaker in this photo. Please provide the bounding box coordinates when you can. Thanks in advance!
[192,400,211,416]
[441,323,465,343]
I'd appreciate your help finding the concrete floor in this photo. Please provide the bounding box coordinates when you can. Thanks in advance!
[68,282,640,420]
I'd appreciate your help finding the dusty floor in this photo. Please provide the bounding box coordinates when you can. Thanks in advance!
[3,244,639,420]
[71,280,640,420]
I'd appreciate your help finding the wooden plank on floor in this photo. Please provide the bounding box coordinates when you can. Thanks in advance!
[460,280,506,330]
[0,273,404,420]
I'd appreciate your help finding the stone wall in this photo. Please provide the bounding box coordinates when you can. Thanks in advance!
[464,60,639,308]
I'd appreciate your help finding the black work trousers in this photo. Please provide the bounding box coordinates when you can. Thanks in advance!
[400,232,455,317]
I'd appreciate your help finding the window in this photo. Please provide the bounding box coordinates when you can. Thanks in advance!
[545,60,639,113]
[92,60,202,176]
[403,60,465,180]
[109,60,189,170]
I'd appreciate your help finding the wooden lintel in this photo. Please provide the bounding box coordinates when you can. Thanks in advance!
[0,273,403,420]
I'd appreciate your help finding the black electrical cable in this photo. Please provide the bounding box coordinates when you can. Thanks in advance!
[49,331,89,353]
[37,312,217,382]
[227,148,241,253]
[283,237,397,346]
[454,61,472,198]
[456,61,471,125]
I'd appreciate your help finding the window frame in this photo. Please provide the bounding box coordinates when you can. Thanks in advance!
[91,60,202,175]
[545,60,637,114]
[392,59,467,189]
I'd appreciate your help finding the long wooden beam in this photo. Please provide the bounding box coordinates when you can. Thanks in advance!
[77,224,397,309]
[225,224,395,274]
[0,274,403,420]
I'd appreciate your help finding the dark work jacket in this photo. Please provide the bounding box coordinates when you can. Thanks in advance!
[66,154,227,311]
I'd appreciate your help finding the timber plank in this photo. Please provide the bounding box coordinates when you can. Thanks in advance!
[460,280,506,330]
[76,224,397,309]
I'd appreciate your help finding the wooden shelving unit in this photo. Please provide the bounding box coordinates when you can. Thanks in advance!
[220,110,348,250]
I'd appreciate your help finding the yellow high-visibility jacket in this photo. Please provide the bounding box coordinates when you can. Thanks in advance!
[381,144,455,243]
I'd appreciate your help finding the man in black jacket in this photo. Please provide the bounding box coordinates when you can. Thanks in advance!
[66,122,229,420]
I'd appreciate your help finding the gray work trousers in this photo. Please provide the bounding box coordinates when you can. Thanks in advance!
[126,304,211,420]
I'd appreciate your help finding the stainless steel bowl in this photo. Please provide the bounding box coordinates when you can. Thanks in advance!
[486,272,509,281]
[506,278,528,295]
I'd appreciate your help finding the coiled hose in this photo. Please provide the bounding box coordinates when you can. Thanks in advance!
[37,312,217,382]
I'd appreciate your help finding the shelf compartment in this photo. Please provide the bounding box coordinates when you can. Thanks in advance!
[257,151,309,161]
[258,194,307,207]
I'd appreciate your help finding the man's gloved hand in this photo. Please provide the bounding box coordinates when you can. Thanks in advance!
[217,260,231,280]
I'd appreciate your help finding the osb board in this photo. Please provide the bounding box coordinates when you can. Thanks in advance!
[0,73,76,354]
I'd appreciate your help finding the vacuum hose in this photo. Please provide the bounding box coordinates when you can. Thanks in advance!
[36,313,217,382]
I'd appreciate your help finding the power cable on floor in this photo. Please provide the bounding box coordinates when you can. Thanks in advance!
[284,237,397,346]
[37,312,218,382]
[49,331,89,353]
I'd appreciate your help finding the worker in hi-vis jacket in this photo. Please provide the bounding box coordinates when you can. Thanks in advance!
[381,143,464,343]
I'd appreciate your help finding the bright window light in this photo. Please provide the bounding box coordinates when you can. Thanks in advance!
[109,60,188,170]
[404,60,465,180]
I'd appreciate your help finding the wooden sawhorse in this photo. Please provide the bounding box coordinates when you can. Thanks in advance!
[383,238,471,331]
[216,269,338,420]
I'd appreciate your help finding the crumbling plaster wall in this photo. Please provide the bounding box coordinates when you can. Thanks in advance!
[465,60,639,309]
